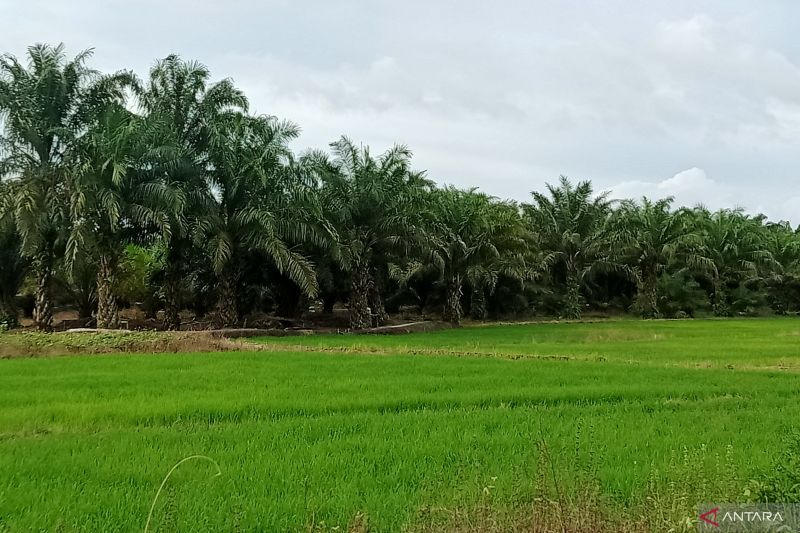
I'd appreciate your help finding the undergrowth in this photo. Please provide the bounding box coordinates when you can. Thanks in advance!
[0,330,260,358]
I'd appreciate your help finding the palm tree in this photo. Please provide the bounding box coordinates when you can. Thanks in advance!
[202,112,329,327]
[689,208,776,316]
[67,104,176,328]
[612,197,704,318]
[0,43,129,329]
[762,221,800,314]
[415,187,529,325]
[314,137,431,329]
[0,180,27,327]
[522,176,612,319]
[141,55,247,329]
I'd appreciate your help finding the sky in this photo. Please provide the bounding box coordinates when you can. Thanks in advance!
[2,0,799,223]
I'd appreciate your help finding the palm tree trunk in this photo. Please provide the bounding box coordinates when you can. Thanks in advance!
[349,263,371,330]
[96,253,120,329]
[563,270,582,320]
[33,252,53,331]
[712,279,730,317]
[635,269,660,319]
[469,284,487,320]
[216,272,238,328]
[368,280,388,327]
[442,275,463,325]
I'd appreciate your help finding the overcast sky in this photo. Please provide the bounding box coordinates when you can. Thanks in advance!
[2,1,799,223]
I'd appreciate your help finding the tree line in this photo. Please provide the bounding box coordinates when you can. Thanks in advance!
[1,44,799,331]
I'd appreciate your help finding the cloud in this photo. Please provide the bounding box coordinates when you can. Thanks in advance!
[607,167,799,224]
[1,1,798,223]
[606,168,734,209]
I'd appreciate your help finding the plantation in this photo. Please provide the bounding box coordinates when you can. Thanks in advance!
[1,318,799,531]
[1,44,800,335]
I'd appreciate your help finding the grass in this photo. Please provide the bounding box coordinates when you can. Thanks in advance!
[0,330,256,358]
[0,318,798,531]
[257,317,800,370]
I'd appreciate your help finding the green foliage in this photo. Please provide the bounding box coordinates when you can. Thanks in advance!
[686,208,777,316]
[312,136,432,328]
[523,176,614,319]
[755,433,800,503]
[200,112,332,325]
[763,222,800,314]
[117,244,159,306]
[656,272,709,317]
[0,181,27,327]
[613,198,698,317]
[140,54,248,329]
[395,187,530,323]
[2,43,800,327]
[0,43,134,329]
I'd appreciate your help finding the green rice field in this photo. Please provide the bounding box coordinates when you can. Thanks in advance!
[1,318,799,531]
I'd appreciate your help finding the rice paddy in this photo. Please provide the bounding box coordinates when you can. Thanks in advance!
[1,318,799,531]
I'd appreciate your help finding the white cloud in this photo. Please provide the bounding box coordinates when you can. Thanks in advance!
[607,167,800,224]
[607,168,734,209]
[659,167,713,192]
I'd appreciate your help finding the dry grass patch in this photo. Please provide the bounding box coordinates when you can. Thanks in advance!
[0,330,264,358]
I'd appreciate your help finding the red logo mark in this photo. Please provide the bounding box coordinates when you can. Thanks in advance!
[700,507,720,527]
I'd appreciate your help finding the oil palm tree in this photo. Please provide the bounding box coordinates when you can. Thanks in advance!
[201,112,330,327]
[522,176,612,319]
[313,137,431,329]
[612,197,705,318]
[141,55,247,329]
[762,221,800,314]
[689,208,776,316]
[0,43,130,329]
[0,180,27,327]
[67,105,176,328]
[414,187,529,324]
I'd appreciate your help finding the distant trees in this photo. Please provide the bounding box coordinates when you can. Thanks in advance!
[691,209,776,316]
[0,181,26,327]
[314,137,431,329]
[523,177,613,319]
[140,55,248,330]
[1,43,799,330]
[420,187,528,324]
[0,44,130,329]
[612,198,700,318]
[67,105,171,328]
[763,222,800,314]
[203,112,329,327]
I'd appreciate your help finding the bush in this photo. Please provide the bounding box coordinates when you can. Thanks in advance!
[118,244,161,317]
[0,315,16,331]
[727,284,768,316]
[657,273,709,318]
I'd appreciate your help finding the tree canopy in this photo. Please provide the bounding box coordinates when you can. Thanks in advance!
[1,43,799,331]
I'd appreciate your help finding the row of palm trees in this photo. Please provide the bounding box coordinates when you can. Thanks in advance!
[1,44,798,331]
